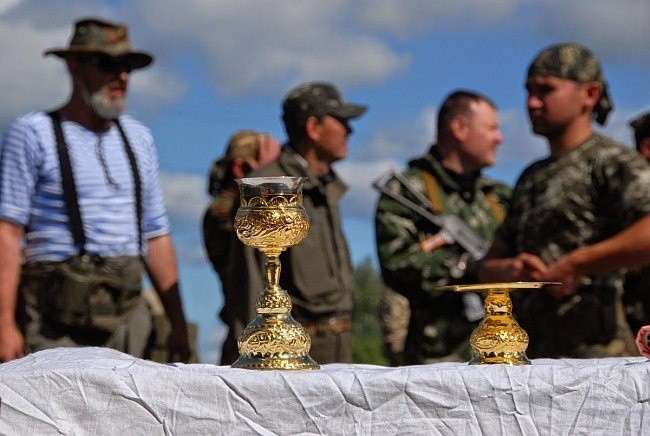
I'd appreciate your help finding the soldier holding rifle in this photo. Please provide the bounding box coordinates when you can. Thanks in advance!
[375,90,510,364]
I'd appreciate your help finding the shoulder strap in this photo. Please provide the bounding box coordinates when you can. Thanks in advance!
[50,111,87,254]
[49,113,143,255]
[115,119,143,254]
[421,171,444,214]
[422,169,506,223]
[485,191,505,223]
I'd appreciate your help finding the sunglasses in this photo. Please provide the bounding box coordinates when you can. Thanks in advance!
[80,54,133,74]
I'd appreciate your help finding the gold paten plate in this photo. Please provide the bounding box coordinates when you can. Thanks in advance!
[438,281,561,292]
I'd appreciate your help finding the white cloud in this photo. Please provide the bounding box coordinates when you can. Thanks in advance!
[338,159,399,220]
[0,0,21,14]
[535,0,650,65]
[129,69,188,109]
[359,0,522,37]
[160,171,209,265]
[0,13,186,130]
[0,20,69,127]
[127,0,412,96]
[160,171,208,225]
[2,0,648,126]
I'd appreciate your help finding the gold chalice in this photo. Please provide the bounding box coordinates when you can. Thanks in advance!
[438,282,559,365]
[231,176,319,370]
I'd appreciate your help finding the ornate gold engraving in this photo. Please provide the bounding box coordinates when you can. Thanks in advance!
[231,177,319,370]
[438,282,559,365]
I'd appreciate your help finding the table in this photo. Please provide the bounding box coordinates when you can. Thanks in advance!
[0,347,648,435]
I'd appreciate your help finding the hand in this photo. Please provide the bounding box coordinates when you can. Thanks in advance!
[506,252,548,281]
[538,254,580,299]
[478,252,547,284]
[0,323,25,363]
[166,322,191,363]
[419,232,452,253]
[636,325,650,358]
[257,134,281,166]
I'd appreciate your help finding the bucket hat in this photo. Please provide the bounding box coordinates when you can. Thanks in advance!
[44,17,153,70]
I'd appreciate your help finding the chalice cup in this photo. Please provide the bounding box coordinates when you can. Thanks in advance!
[438,282,559,365]
[231,176,319,370]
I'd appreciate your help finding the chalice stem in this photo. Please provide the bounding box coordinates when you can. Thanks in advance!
[265,253,282,293]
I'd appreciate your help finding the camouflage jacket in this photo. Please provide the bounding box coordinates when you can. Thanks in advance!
[375,146,510,362]
[499,133,650,357]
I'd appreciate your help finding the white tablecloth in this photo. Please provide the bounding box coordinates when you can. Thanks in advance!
[0,347,648,435]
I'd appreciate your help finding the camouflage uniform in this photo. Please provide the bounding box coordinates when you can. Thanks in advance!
[623,112,650,333]
[622,269,650,333]
[375,146,510,364]
[499,133,650,358]
[378,286,410,366]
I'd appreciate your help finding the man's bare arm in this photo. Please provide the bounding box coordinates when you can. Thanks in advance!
[478,234,548,283]
[0,221,25,362]
[145,234,191,362]
[541,215,650,296]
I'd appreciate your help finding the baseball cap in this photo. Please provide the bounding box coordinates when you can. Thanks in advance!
[282,82,367,126]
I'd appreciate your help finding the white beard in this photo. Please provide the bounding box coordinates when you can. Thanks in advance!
[83,87,126,120]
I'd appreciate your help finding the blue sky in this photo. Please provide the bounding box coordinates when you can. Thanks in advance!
[1,0,649,363]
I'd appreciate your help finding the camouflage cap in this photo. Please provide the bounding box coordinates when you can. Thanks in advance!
[223,130,260,161]
[44,17,153,70]
[282,82,367,126]
[527,43,612,125]
[207,130,261,196]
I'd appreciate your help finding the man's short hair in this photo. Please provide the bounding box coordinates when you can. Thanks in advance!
[436,90,496,140]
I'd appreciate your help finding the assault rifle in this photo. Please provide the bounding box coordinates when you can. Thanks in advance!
[372,168,490,261]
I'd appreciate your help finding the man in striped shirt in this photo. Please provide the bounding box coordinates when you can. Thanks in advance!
[0,18,191,362]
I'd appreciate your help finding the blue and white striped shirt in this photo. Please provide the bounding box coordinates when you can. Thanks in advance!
[0,111,170,262]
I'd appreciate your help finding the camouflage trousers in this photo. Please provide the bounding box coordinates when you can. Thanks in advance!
[19,255,152,358]
[23,295,152,358]
[519,290,637,358]
[378,287,410,366]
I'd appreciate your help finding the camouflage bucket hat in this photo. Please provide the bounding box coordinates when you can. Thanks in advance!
[44,17,153,70]
[282,82,367,125]
[527,43,613,125]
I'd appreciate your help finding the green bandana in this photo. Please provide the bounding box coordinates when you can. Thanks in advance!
[527,43,613,125]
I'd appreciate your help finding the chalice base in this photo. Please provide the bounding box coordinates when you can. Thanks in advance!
[232,313,320,370]
[437,282,559,365]
[469,351,530,365]
[232,354,319,370]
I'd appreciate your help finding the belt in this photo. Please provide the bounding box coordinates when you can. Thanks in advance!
[303,314,351,336]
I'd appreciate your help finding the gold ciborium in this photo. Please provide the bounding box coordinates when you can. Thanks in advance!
[438,282,559,365]
[231,176,319,370]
